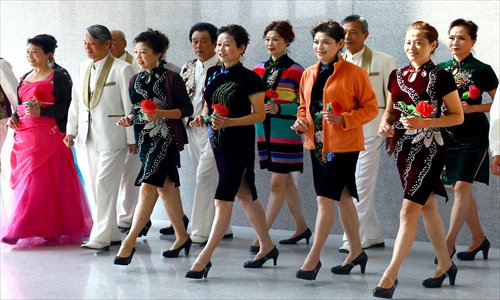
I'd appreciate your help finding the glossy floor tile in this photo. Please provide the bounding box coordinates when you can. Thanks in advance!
[1,222,499,299]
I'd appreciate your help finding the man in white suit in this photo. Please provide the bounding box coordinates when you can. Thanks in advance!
[339,15,396,253]
[65,25,134,251]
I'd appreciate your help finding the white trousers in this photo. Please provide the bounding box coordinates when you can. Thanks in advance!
[187,126,220,238]
[76,131,126,244]
[116,151,141,227]
[343,136,384,242]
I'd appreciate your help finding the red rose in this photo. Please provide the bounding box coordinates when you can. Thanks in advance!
[415,101,433,118]
[327,100,344,115]
[265,89,279,100]
[140,99,157,114]
[33,87,43,100]
[468,85,481,100]
[211,104,229,117]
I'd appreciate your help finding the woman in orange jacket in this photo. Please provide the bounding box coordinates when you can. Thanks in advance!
[291,19,378,280]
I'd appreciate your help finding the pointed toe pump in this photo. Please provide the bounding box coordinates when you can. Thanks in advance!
[373,279,398,298]
[162,237,192,258]
[331,251,368,275]
[243,246,279,268]
[279,228,312,245]
[114,248,136,266]
[186,261,212,279]
[457,238,490,261]
[296,261,322,281]
[422,262,457,288]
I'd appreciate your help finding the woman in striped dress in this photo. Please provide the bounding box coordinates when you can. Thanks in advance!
[250,20,310,253]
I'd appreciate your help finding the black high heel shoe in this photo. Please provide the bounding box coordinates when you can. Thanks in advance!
[422,262,457,288]
[243,246,279,268]
[331,251,367,274]
[296,261,322,281]
[279,228,312,245]
[373,279,398,298]
[114,248,136,265]
[159,215,189,235]
[162,237,192,258]
[434,247,456,264]
[249,245,260,254]
[457,238,490,261]
[186,261,212,279]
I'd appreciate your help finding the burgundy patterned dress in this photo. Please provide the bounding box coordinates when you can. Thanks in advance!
[388,61,457,205]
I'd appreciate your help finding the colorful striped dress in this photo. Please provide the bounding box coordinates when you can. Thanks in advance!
[253,55,304,173]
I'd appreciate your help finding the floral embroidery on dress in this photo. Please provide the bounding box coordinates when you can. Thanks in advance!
[312,101,334,165]
[394,63,445,196]
[207,81,237,144]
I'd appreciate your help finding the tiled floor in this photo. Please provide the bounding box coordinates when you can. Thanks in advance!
[1,222,499,299]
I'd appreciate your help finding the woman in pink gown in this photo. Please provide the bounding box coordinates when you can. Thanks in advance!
[1,34,92,247]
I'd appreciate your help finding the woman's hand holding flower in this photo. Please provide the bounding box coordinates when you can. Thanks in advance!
[264,102,279,114]
[321,110,343,125]
[211,115,231,130]
[143,110,162,122]
[25,105,41,117]
[461,101,476,114]
[400,116,426,130]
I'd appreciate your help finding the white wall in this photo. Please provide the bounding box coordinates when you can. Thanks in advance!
[1,0,499,245]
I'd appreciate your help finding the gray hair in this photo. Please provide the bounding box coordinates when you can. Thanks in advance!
[86,24,112,42]
[341,15,369,33]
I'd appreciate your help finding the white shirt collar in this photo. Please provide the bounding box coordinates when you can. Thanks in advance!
[92,53,111,69]
[118,52,127,61]
[196,53,219,68]
[345,46,366,62]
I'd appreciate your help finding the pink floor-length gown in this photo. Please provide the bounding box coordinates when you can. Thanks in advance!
[1,71,92,247]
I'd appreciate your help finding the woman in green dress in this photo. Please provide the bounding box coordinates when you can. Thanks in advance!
[438,19,498,262]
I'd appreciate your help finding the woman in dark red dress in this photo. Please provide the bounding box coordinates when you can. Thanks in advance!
[374,21,463,298]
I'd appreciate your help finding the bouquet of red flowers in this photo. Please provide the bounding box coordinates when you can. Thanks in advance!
[461,85,481,101]
[326,100,344,115]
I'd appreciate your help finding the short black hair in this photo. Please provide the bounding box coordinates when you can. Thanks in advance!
[449,18,478,40]
[27,34,58,53]
[310,19,345,42]
[217,24,250,52]
[189,22,218,43]
[134,28,170,57]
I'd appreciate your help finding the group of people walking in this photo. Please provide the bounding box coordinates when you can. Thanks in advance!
[0,14,498,299]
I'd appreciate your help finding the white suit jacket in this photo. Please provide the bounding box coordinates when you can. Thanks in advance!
[0,58,19,111]
[344,46,396,137]
[67,55,134,151]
